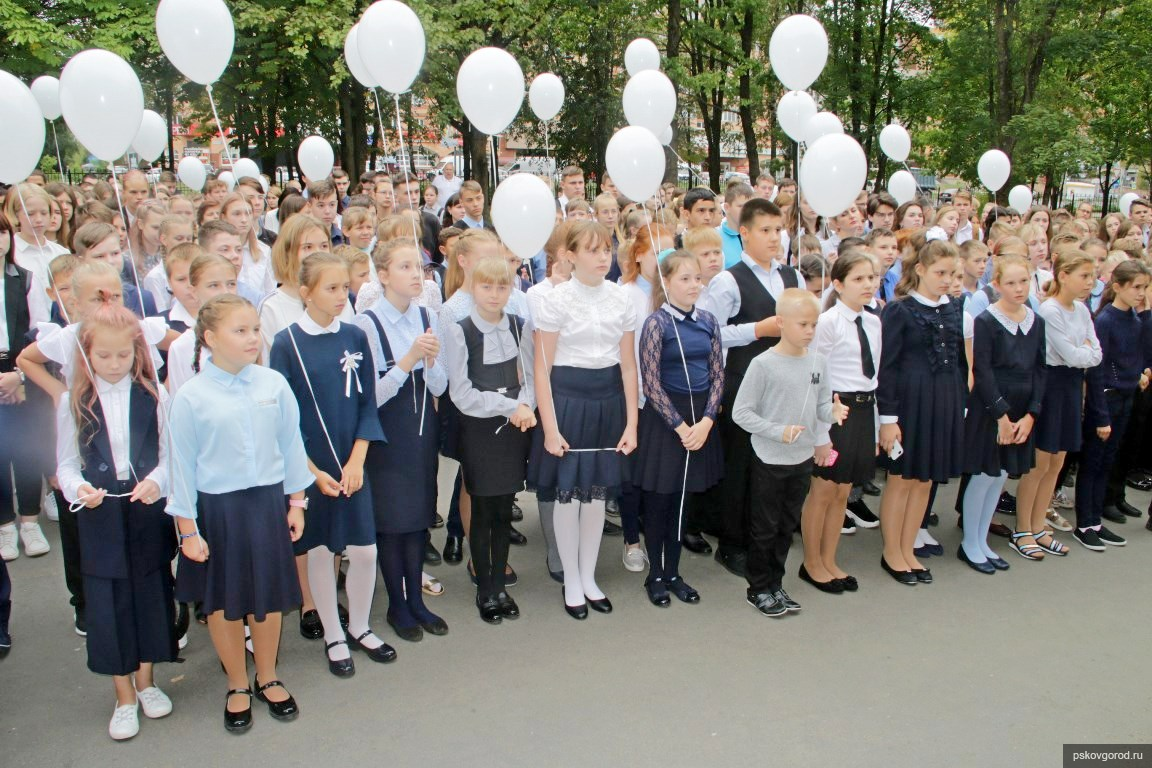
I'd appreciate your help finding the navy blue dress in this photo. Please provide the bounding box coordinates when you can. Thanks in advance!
[270,322,384,554]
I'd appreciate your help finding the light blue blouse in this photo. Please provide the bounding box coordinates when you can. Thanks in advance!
[351,297,448,406]
[165,360,314,519]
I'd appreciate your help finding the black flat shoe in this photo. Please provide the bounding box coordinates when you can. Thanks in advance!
[586,595,613,614]
[346,629,398,662]
[861,480,882,496]
[645,578,671,607]
[476,595,503,624]
[505,564,518,586]
[325,640,355,678]
[714,548,747,578]
[563,588,588,620]
[495,592,520,619]
[253,677,299,721]
[1118,500,1143,518]
[836,575,859,592]
[298,609,323,640]
[419,616,450,635]
[799,564,845,594]
[682,532,712,554]
[986,555,1010,571]
[431,512,445,529]
[508,526,527,546]
[880,557,917,585]
[1102,505,1127,524]
[603,520,623,536]
[511,501,524,522]
[442,536,464,564]
[224,688,253,733]
[548,567,564,584]
[911,568,933,584]
[957,545,996,574]
[423,540,442,566]
[387,615,424,643]
[666,577,700,604]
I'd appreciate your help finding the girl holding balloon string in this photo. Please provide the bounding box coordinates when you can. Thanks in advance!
[5,183,70,290]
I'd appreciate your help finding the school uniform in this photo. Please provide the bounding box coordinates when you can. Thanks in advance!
[812,300,881,485]
[38,317,169,388]
[241,242,276,297]
[1035,298,1102,453]
[167,361,313,621]
[618,277,653,547]
[13,235,69,290]
[259,288,354,362]
[877,292,967,483]
[142,263,171,313]
[122,281,158,319]
[56,381,176,675]
[269,316,384,555]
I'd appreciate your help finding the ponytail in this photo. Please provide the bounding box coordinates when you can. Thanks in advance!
[894,240,958,298]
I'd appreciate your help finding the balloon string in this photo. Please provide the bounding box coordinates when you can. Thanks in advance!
[205,84,235,171]
[51,122,64,177]
[370,89,390,179]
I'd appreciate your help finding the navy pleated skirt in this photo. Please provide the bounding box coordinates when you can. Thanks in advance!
[1035,365,1085,454]
[634,391,723,495]
[813,391,878,485]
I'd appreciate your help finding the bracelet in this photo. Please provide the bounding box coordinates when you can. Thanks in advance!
[178,531,199,542]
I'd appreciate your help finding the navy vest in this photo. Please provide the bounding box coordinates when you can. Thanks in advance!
[724,261,799,380]
[458,314,525,399]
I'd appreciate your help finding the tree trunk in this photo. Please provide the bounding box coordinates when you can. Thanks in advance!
[1100,161,1113,213]
[738,4,760,181]
[165,87,175,172]
[469,127,489,192]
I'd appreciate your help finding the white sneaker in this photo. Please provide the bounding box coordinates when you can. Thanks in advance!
[622,544,647,573]
[136,686,172,719]
[178,633,188,650]
[108,701,139,740]
[42,488,59,521]
[19,522,50,557]
[0,524,18,561]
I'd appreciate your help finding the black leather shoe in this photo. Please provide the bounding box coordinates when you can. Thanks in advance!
[1118,500,1143,518]
[645,578,671,607]
[989,522,1013,538]
[511,500,524,522]
[774,589,801,612]
[347,629,398,662]
[325,640,355,678]
[957,545,996,574]
[836,575,859,592]
[423,540,442,565]
[548,567,564,583]
[420,616,450,635]
[476,595,503,624]
[1102,505,1127,524]
[586,595,613,613]
[986,555,1010,571]
[911,568,933,584]
[253,677,298,721]
[442,536,463,564]
[224,688,253,733]
[799,564,844,594]
[508,526,527,546]
[714,548,747,577]
[666,577,700,603]
[1126,471,1152,491]
[682,532,712,554]
[747,591,787,617]
[0,599,11,656]
[603,520,623,536]
[881,556,917,585]
[861,480,882,496]
[996,491,1017,515]
[386,615,424,643]
[299,609,323,640]
[495,592,520,619]
[431,512,445,529]
[563,589,588,620]
[337,603,349,629]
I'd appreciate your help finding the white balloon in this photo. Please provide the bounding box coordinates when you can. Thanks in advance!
[343,24,378,89]
[623,70,676,135]
[769,15,829,91]
[156,0,234,85]
[297,135,334,181]
[804,111,843,145]
[177,156,207,191]
[624,38,661,76]
[528,73,564,122]
[0,72,46,184]
[132,110,168,163]
[60,49,144,162]
[799,133,867,218]
[30,76,61,121]
[457,48,525,136]
[1119,192,1140,217]
[358,0,425,95]
[656,124,673,146]
[887,170,917,206]
[233,158,260,181]
[879,123,911,163]
[1007,184,1033,214]
[977,149,1011,192]
[605,126,665,203]
[491,174,557,260]
[776,90,817,143]
[218,171,236,191]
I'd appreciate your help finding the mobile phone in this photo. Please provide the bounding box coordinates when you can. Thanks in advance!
[826,448,839,466]
[888,439,904,461]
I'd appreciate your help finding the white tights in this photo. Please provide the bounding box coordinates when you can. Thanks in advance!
[553,498,607,606]
[306,543,379,660]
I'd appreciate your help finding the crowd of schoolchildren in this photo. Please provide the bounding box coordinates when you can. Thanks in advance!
[1,164,1150,740]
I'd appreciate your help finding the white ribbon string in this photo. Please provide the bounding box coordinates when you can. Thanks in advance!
[341,350,364,397]
[50,122,64,177]
[286,326,346,478]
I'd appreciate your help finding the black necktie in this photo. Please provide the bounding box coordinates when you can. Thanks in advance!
[856,315,875,379]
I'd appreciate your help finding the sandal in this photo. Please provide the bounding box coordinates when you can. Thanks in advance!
[1033,530,1069,557]
[421,575,445,597]
[1008,531,1045,561]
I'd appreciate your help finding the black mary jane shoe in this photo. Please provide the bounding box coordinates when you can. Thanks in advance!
[798,564,845,594]
[298,609,323,640]
[586,595,613,614]
[666,577,700,604]
[495,592,520,620]
[911,568,933,584]
[419,616,450,636]
[224,688,253,733]
[325,640,356,678]
[423,540,442,566]
[835,575,859,592]
[645,578,671,607]
[880,557,918,586]
[346,629,398,663]
[253,677,299,722]
[387,616,424,643]
[442,536,464,564]
[477,595,503,624]
[563,588,588,620]
[508,526,528,546]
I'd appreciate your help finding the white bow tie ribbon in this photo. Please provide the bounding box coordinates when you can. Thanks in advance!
[341,351,364,397]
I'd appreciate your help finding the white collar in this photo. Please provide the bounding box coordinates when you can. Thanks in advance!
[910,291,950,308]
[833,300,865,321]
[297,313,341,335]
[469,308,510,333]
[96,376,132,395]
[170,301,196,326]
[570,275,607,295]
[661,302,698,321]
[740,253,783,274]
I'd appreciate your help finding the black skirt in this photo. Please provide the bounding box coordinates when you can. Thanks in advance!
[1034,365,1085,454]
[459,413,532,497]
[84,571,176,676]
[365,370,438,535]
[174,483,302,621]
[963,371,1039,477]
[634,391,723,495]
[813,391,878,485]
[528,365,630,503]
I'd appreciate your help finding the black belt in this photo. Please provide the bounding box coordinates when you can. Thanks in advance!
[835,391,876,404]
[0,351,13,374]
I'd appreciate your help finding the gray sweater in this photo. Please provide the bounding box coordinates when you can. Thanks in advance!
[731,348,835,466]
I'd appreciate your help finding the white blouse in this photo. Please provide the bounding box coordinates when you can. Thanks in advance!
[241,242,276,297]
[535,276,637,369]
[1039,298,1102,368]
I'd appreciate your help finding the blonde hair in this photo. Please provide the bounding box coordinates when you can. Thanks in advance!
[993,236,1028,260]
[188,252,236,286]
[1046,248,1095,298]
[334,243,369,268]
[164,243,202,277]
[445,228,499,298]
[471,255,515,287]
[271,214,327,284]
[992,254,1031,283]
[72,222,119,257]
[219,192,262,261]
[371,238,420,275]
[70,259,121,296]
[341,207,374,234]
[298,251,349,293]
[682,226,722,254]
[2,183,53,228]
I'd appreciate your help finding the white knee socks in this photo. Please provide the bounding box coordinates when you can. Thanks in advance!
[578,499,607,601]
[306,546,348,660]
[553,501,583,606]
[344,544,377,642]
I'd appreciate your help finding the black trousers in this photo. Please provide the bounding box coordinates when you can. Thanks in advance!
[746,458,812,595]
[1104,387,1152,507]
[470,494,513,598]
[716,384,755,552]
[56,489,85,614]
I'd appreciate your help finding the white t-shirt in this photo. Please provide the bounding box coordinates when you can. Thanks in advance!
[14,236,69,288]
[432,174,462,205]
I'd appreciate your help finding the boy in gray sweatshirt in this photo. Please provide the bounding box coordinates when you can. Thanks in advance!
[732,288,848,617]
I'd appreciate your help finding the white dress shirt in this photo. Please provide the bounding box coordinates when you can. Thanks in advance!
[241,242,276,297]
[259,288,353,362]
[351,296,448,407]
[700,253,800,349]
[443,308,536,418]
[166,328,198,395]
[143,262,171,313]
[14,235,69,289]
[535,276,637,369]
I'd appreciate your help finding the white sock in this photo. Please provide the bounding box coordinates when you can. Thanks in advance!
[344,544,382,649]
[553,501,583,606]
[578,499,607,601]
[921,528,940,546]
[914,528,928,548]
[306,546,349,661]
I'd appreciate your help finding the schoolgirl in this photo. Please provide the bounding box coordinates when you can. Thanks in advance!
[5,183,70,288]
[220,192,276,297]
[801,249,881,593]
[56,305,176,740]
[877,240,967,585]
[72,222,158,319]
[166,252,239,394]
[1012,249,1100,560]
[635,250,723,606]
[169,294,313,733]
[443,255,537,623]
[354,215,443,314]
[270,252,392,675]
[126,201,167,280]
[142,215,195,312]
[529,220,639,619]
[958,255,1047,572]
[1073,260,1152,551]
[351,239,450,642]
